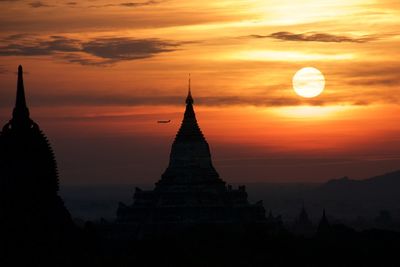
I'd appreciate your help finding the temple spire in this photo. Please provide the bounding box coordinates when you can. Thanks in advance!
[12,65,30,126]
[158,76,220,185]
[186,74,193,105]
[174,75,204,142]
[16,65,27,108]
[317,208,331,235]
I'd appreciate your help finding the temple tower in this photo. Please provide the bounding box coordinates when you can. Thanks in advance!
[117,78,265,233]
[292,204,314,236]
[0,66,74,238]
[156,76,224,190]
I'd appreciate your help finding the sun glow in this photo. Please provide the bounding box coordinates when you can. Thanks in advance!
[293,67,326,98]
[234,51,353,62]
[273,105,352,119]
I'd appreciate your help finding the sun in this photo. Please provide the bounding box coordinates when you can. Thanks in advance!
[292,67,325,98]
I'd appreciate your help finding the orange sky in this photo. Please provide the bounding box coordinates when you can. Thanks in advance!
[1,0,400,185]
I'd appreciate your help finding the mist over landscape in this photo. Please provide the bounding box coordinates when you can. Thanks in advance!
[62,170,400,231]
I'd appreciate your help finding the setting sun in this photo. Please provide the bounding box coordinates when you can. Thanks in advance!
[292,67,325,98]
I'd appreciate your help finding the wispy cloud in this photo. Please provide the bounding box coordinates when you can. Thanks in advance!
[0,36,81,56]
[1,0,160,8]
[0,35,180,65]
[82,37,178,60]
[343,64,400,87]
[3,33,36,40]
[29,1,53,8]
[90,1,162,8]
[119,1,160,7]
[250,31,377,43]
[0,92,385,108]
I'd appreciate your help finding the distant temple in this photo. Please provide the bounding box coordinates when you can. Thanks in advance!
[117,78,265,233]
[292,205,314,236]
[0,66,74,240]
[316,209,331,237]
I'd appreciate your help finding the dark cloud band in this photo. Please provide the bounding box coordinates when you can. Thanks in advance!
[0,35,179,65]
[0,92,383,108]
[29,1,53,8]
[250,31,376,43]
[89,1,162,8]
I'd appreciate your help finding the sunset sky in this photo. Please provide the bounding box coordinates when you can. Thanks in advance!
[1,0,400,185]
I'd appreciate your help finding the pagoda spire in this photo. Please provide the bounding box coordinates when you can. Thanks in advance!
[157,76,221,186]
[186,73,193,105]
[317,208,330,233]
[175,75,203,142]
[12,65,30,126]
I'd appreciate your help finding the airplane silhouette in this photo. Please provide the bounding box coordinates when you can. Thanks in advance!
[157,120,171,123]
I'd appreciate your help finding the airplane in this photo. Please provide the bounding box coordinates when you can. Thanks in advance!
[157,120,171,123]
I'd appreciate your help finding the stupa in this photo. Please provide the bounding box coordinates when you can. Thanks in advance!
[117,78,265,232]
[0,66,74,239]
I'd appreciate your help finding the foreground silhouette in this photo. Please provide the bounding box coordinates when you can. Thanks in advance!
[1,67,400,267]
[0,66,85,266]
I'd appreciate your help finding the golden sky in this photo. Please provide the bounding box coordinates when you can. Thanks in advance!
[0,0,400,184]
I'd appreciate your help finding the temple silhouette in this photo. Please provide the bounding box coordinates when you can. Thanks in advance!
[0,66,74,244]
[291,205,314,236]
[1,66,400,267]
[116,78,265,236]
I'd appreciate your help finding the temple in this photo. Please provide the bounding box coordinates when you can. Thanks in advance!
[317,209,331,235]
[117,78,265,234]
[0,66,74,240]
[292,205,314,236]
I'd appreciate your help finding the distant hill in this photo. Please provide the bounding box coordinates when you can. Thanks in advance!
[308,170,400,219]
[317,170,400,199]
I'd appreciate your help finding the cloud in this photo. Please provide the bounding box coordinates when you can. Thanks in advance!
[250,32,376,43]
[0,91,379,109]
[0,35,179,65]
[1,0,65,7]
[0,36,81,56]
[60,53,114,66]
[90,1,162,8]
[82,38,178,60]
[337,64,400,87]
[3,33,35,40]
[348,78,400,87]
[119,1,160,7]
[29,1,53,8]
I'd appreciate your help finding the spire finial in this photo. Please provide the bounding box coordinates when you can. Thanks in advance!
[12,65,30,125]
[186,73,193,105]
[16,65,27,109]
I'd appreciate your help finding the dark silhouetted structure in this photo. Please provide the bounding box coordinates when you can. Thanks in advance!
[316,209,331,237]
[116,79,265,237]
[292,204,314,236]
[0,66,74,243]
